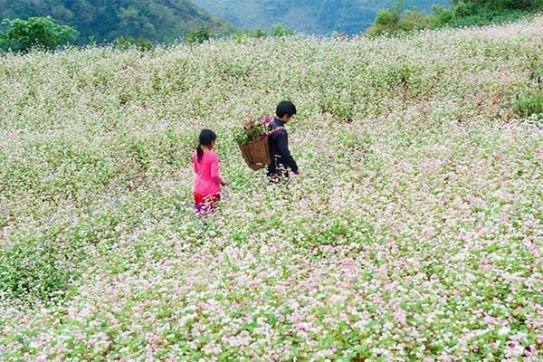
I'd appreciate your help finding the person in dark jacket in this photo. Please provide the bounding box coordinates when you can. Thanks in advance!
[267,101,299,181]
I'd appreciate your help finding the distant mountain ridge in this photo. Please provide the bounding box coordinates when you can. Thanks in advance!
[0,0,233,44]
[192,0,451,35]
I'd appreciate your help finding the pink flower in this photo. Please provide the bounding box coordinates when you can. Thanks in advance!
[339,258,355,270]
[261,115,273,126]
[288,313,304,323]
[483,315,497,325]
[438,355,455,362]
[525,345,538,356]
[424,228,435,238]
[394,309,407,326]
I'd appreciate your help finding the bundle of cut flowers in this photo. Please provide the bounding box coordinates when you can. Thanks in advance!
[235,115,273,145]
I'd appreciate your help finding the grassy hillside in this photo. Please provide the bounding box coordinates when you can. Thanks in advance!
[1,17,543,360]
[192,0,450,34]
[0,0,233,44]
[366,0,543,36]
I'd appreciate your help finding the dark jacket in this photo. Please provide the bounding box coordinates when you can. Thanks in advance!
[267,118,299,176]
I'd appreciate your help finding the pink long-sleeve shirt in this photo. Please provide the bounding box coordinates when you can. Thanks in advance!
[193,150,224,196]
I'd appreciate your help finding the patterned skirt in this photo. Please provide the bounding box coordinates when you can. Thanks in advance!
[194,192,221,215]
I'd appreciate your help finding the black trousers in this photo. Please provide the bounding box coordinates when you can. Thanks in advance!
[267,163,290,182]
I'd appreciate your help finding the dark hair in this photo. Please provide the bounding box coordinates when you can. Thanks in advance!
[276,101,297,119]
[196,129,217,162]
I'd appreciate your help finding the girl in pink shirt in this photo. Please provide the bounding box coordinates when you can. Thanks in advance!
[193,129,226,215]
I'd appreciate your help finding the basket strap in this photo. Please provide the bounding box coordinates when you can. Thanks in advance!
[269,126,286,136]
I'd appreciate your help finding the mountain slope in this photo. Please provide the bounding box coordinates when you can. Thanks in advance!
[0,0,233,44]
[192,0,450,35]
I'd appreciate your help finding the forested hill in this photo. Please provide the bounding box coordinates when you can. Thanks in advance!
[0,0,233,44]
[191,0,450,35]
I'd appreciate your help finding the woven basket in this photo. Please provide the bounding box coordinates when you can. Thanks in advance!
[238,135,271,171]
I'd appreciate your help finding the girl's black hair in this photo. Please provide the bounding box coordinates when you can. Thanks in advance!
[196,129,217,162]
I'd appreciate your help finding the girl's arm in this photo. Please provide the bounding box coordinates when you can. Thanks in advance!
[210,156,225,186]
[193,154,198,174]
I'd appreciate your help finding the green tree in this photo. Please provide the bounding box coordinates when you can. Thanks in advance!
[366,8,401,36]
[398,8,430,31]
[184,27,211,44]
[0,0,234,45]
[0,16,78,52]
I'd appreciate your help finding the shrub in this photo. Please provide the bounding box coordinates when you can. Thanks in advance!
[232,29,268,43]
[272,25,295,37]
[430,5,454,26]
[248,28,267,38]
[114,36,154,51]
[0,16,78,53]
[366,8,401,36]
[398,9,430,32]
[184,27,211,44]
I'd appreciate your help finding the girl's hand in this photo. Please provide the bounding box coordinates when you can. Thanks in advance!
[222,180,230,186]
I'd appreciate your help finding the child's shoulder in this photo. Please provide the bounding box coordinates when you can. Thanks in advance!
[204,150,219,160]
[208,150,219,159]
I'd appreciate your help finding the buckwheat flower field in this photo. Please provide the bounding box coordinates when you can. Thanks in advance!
[1,16,543,361]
